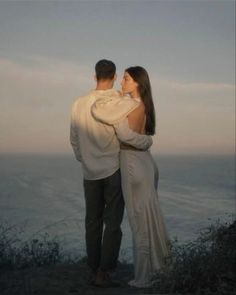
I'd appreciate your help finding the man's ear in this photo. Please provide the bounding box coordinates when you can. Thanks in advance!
[113,74,117,81]
[94,75,97,82]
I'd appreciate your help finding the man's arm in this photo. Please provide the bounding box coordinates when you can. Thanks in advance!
[70,103,82,162]
[113,118,152,150]
[91,95,152,150]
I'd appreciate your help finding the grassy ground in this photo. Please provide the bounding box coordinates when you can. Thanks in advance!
[0,219,235,295]
[1,261,147,295]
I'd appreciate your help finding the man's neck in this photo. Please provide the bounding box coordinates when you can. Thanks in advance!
[96,80,114,91]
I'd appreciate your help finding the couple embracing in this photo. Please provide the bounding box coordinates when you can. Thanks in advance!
[70,59,170,288]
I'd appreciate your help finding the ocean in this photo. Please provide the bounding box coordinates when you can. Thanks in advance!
[0,153,235,262]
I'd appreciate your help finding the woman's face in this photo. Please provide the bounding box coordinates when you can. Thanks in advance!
[121,71,138,95]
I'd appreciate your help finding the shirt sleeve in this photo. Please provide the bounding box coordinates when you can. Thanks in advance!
[113,118,153,150]
[91,95,139,125]
[70,103,82,162]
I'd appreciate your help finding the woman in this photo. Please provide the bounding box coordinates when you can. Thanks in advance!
[92,66,170,288]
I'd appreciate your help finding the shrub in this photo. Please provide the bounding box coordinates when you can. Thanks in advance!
[153,219,236,294]
[0,221,62,273]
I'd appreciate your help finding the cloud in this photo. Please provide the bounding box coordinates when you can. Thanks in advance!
[151,75,235,100]
[149,74,235,155]
[169,81,234,92]
[0,57,94,107]
[0,57,235,155]
[0,57,95,154]
[158,80,235,93]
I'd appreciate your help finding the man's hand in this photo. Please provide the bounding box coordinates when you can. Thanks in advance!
[117,90,123,96]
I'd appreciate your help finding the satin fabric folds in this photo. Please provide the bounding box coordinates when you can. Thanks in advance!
[120,149,170,287]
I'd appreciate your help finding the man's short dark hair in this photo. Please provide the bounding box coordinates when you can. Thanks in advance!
[95,59,116,81]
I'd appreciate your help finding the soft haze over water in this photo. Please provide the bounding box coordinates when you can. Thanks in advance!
[0,154,235,262]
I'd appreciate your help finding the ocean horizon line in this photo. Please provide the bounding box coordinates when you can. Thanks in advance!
[0,152,235,158]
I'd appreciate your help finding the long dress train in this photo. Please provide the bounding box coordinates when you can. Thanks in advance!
[120,149,170,287]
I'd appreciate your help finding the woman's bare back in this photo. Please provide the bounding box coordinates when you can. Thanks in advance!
[127,102,146,134]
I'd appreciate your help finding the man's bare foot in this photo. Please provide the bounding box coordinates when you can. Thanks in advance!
[92,270,120,288]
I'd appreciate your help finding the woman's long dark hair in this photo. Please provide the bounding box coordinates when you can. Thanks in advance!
[126,66,156,135]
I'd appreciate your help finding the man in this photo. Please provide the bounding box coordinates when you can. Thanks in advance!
[70,59,152,287]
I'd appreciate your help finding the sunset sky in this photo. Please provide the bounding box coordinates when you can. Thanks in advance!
[0,0,235,155]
